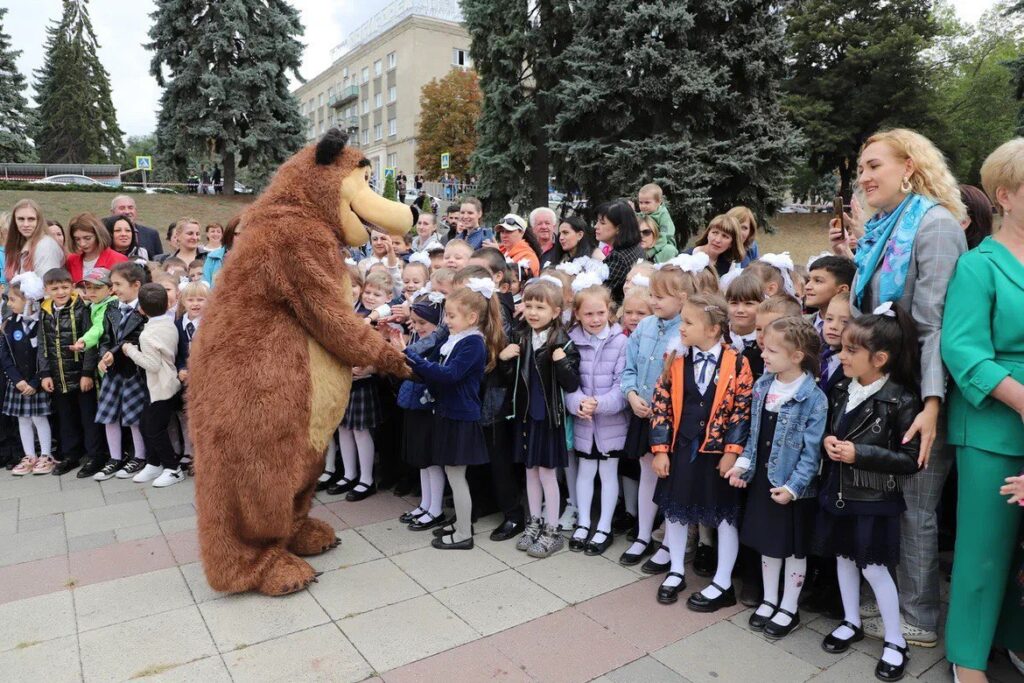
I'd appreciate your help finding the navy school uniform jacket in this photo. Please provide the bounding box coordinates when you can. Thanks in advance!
[98,304,146,378]
[176,316,200,372]
[404,334,486,421]
[0,315,42,390]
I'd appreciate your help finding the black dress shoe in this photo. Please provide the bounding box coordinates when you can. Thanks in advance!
[612,512,636,535]
[400,508,426,524]
[763,608,801,639]
[326,478,355,496]
[693,543,716,577]
[657,572,687,604]
[316,471,342,492]
[584,530,613,556]
[739,579,762,608]
[77,456,107,478]
[641,549,671,575]
[748,601,778,631]
[821,621,865,654]
[489,518,523,542]
[408,512,447,531]
[345,483,377,502]
[619,538,656,566]
[568,525,591,552]
[377,476,398,491]
[874,641,909,682]
[431,534,474,550]
[434,522,474,537]
[686,582,737,613]
[52,459,80,476]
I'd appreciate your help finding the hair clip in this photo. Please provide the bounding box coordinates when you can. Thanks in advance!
[703,304,723,313]
[466,277,495,299]
[805,250,833,272]
[571,271,604,293]
[178,276,191,290]
[873,301,897,318]
[537,274,563,288]
[408,252,431,267]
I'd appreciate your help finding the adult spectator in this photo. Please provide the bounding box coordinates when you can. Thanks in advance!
[65,213,128,282]
[414,173,424,191]
[529,207,558,268]
[640,216,678,264]
[594,201,644,303]
[941,138,1024,683]
[959,184,994,251]
[411,213,443,252]
[203,215,242,287]
[103,214,150,262]
[46,220,68,252]
[453,197,494,250]
[550,215,599,265]
[496,213,541,277]
[205,222,224,250]
[829,128,967,647]
[3,199,65,282]
[111,195,164,258]
[358,226,402,281]
[212,165,222,194]
[166,217,207,264]
[687,214,745,277]
[397,171,407,203]
[441,204,460,241]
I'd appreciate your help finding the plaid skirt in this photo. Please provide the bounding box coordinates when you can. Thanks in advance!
[341,378,382,431]
[95,372,148,426]
[2,383,51,417]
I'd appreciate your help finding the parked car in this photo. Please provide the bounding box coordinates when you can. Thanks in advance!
[234,181,254,194]
[32,174,110,187]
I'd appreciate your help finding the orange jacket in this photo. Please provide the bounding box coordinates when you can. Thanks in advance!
[500,240,540,278]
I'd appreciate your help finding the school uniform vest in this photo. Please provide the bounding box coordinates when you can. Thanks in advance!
[676,355,718,445]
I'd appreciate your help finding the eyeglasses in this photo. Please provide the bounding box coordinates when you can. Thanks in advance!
[640,230,654,237]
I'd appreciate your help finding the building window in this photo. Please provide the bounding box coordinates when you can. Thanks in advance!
[375,92,382,108]
[362,129,369,145]
[388,86,396,103]
[388,119,397,136]
[374,60,382,76]
[452,49,472,67]
[317,93,323,106]
[343,67,349,78]
[387,52,396,69]
[362,99,369,114]
[374,124,382,141]
[387,152,397,168]
[361,66,369,83]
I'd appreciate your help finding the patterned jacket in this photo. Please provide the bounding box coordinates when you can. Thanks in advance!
[649,344,753,456]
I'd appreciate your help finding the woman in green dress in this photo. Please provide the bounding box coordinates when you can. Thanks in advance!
[942,137,1024,682]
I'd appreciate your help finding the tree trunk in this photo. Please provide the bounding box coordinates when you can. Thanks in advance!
[838,156,854,203]
[222,151,235,197]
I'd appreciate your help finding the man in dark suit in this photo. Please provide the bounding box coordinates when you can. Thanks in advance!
[111,195,164,258]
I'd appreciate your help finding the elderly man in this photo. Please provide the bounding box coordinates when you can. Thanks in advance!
[530,206,558,268]
[110,195,164,258]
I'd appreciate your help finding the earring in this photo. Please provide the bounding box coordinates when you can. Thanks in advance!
[900,176,913,193]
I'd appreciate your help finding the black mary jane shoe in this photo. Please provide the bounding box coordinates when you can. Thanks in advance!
[641,549,671,575]
[686,582,737,613]
[747,601,778,631]
[763,608,801,640]
[400,508,427,524]
[821,620,865,654]
[489,518,523,542]
[619,539,655,566]
[656,572,687,605]
[692,543,716,578]
[326,478,355,496]
[431,533,474,550]
[433,522,474,538]
[584,530,614,556]
[874,641,909,682]
[408,512,447,531]
[568,525,591,552]
[315,471,341,492]
[345,483,378,502]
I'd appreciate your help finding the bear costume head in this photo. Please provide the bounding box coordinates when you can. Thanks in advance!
[188,128,415,596]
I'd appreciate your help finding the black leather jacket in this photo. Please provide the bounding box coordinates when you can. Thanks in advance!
[824,378,922,504]
[505,326,580,428]
[37,295,97,393]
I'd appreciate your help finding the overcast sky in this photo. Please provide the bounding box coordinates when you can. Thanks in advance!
[1,0,1000,138]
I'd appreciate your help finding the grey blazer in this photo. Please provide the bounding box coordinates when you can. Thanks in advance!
[851,204,966,401]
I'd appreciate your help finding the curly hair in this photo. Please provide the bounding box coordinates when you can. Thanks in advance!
[861,129,966,221]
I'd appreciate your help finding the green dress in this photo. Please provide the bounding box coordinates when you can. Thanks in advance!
[941,236,1024,670]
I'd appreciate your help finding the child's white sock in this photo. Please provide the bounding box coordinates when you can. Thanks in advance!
[337,427,357,481]
[104,423,123,460]
[833,557,863,639]
[575,459,597,539]
[625,454,658,556]
[130,425,145,461]
[770,556,807,627]
[353,429,374,487]
[538,467,560,528]
[862,563,906,665]
[662,521,688,587]
[759,556,783,617]
[701,521,739,599]
[595,458,620,534]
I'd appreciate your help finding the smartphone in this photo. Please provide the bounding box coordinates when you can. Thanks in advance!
[833,196,845,239]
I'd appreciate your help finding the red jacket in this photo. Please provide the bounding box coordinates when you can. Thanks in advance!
[66,248,128,283]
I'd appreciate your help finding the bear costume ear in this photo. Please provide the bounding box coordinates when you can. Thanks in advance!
[315,127,349,166]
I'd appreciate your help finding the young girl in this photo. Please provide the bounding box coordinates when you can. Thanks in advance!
[619,289,652,336]
[566,282,629,555]
[649,292,753,608]
[727,316,826,638]
[402,259,430,301]
[747,253,797,299]
[93,262,149,481]
[503,279,581,558]
[404,279,506,550]
[623,261,655,299]
[1,273,53,475]
[815,303,921,682]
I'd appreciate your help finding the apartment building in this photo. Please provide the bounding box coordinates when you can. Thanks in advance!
[294,0,471,182]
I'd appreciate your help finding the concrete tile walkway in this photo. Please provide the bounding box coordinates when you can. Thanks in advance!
[0,472,1020,682]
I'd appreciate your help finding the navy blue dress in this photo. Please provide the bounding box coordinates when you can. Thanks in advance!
[514,363,568,468]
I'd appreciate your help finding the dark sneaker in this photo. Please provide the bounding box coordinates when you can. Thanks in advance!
[115,458,146,479]
[93,459,125,481]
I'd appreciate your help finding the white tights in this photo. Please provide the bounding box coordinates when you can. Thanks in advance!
[104,422,144,461]
[834,558,906,665]
[338,427,375,487]
[573,458,619,540]
[624,453,658,556]
[757,555,807,627]
[17,416,51,457]
[416,466,445,522]
[564,453,578,508]
[698,521,740,599]
[526,466,560,527]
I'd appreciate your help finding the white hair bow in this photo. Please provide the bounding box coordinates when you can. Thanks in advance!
[555,260,582,276]
[427,291,446,305]
[805,251,833,273]
[630,274,651,288]
[572,256,609,281]
[408,252,431,267]
[466,277,495,299]
[718,263,744,294]
[537,274,564,288]
[516,258,534,279]
[873,301,897,318]
[10,272,44,301]
[658,251,710,274]
[411,285,431,300]
[571,271,604,293]
[344,257,357,266]
[178,276,191,290]
[759,252,796,297]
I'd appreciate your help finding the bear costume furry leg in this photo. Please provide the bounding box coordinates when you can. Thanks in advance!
[188,129,414,596]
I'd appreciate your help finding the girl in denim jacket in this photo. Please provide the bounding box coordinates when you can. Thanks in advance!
[727,316,827,640]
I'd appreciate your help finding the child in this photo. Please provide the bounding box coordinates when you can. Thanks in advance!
[649,292,753,608]
[430,267,455,296]
[623,261,656,298]
[122,283,185,487]
[401,259,430,301]
[804,255,855,329]
[820,292,851,395]
[503,279,581,558]
[1,273,53,475]
[566,282,628,555]
[426,243,445,271]
[727,316,826,638]
[726,274,765,377]
[443,239,474,272]
[727,206,760,266]
[38,268,102,476]
[619,289,652,336]
[174,280,209,474]
[755,296,804,351]
[747,253,797,299]
[637,182,677,247]
[186,259,204,283]
[815,303,921,682]
[404,279,506,549]
[396,294,447,530]
[92,262,149,480]
[162,257,187,280]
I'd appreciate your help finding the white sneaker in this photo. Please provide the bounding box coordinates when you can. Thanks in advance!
[558,503,578,530]
[862,615,938,647]
[152,468,185,488]
[132,464,164,483]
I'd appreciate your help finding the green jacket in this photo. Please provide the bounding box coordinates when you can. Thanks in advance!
[646,240,678,264]
[81,296,117,352]
[641,202,677,249]
[940,237,1024,456]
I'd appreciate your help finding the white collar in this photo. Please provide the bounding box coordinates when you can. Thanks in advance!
[846,375,889,413]
[691,342,723,361]
[121,299,138,310]
[585,324,610,343]
[440,327,482,358]
[532,328,550,350]
[729,329,757,351]
[184,314,201,327]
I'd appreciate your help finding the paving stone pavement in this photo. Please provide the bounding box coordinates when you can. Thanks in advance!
[0,471,1020,682]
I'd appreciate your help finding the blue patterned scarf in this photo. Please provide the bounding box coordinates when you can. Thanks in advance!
[853,193,936,306]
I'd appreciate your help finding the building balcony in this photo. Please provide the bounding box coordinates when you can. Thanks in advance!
[344,116,359,131]
[330,85,359,108]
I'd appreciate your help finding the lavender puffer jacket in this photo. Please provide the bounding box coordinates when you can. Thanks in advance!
[566,324,630,454]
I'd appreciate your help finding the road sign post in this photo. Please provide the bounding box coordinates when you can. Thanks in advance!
[135,156,153,189]
[440,152,450,170]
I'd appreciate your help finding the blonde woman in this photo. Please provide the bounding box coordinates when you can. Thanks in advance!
[3,199,65,283]
[827,128,967,650]
[726,206,760,266]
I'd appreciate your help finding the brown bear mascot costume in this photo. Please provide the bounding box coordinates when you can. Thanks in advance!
[188,128,414,596]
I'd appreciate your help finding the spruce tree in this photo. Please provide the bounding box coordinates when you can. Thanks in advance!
[0,9,35,162]
[148,0,306,196]
[1007,1,1024,133]
[33,0,124,163]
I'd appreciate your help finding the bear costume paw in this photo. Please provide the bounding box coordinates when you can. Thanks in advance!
[289,517,342,556]
[256,549,320,597]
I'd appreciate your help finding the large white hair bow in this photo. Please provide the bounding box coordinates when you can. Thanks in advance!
[537,274,564,288]
[718,263,744,294]
[759,252,796,297]
[630,274,651,288]
[10,272,44,301]
[873,301,896,318]
[466,277,495,299]
[658,251,710,274]
[805,251,833,273]
[408,252,431,267]
[571,271,604,293]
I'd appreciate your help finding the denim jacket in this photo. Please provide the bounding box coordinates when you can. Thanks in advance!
[735,372,827,499]
[620,314,680,404]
